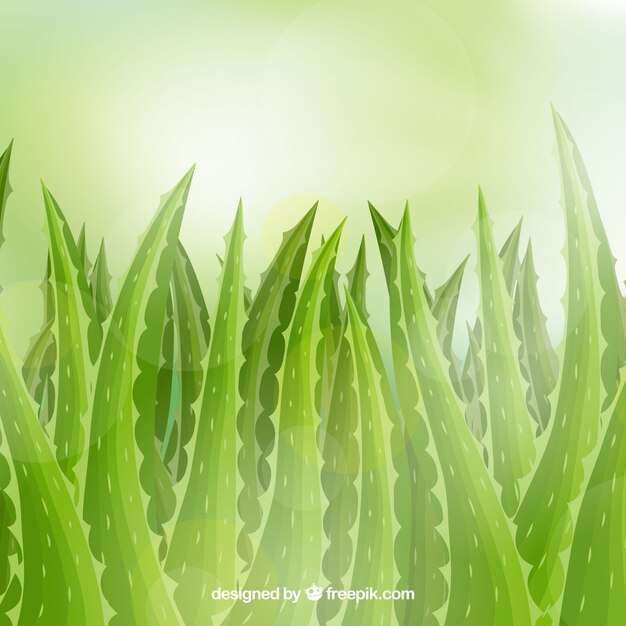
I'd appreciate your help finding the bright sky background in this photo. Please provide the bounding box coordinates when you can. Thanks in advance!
[1,0,625,355]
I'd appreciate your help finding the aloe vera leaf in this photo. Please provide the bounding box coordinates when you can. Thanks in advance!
[346,236,369,317]
[22,256,56,430]
[21,318,56,429]
[316,322,359,626]
[460,221,523,448]
[90,238,113,325]
[0,326,104,625]
[499,218,523,295]
[370,203,449,626]
[396,206,531,626]
[316,243,363,625]
[152,245,209,564]
[551,112,626,411]
[343,291,394,626]
[0,421,21,623]
[42,185,102,500]
[315,248,343,436]
[84,168,194,626]
[476,190,536,517]
[134,227,208,566]
[166,203,245,625]
[461,322,489,464]
[431,255,469,399]
[514,112,609,621]
[0,141,12,250]
[560,376,626,626]
[369,201,432,305]
[224,224,343,626]
[513,243,559,435]
[159,243,210,482]
[77,223,92,277]
[235,206,316,573]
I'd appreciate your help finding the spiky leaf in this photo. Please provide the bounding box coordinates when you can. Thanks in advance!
[166,203,246,625]
[236,205,316,572]
[90,239,113,325]
[43,185,101,499]
[515,111,606,620]
[224,225,343,626]
[396,206,531,626]
[342,292,394,626]
[370,203,449,626]
[513,243,559,434]
[0,325,104,626]
[0,141,13,249]
[476,190,535,516]
[83,168,194,626]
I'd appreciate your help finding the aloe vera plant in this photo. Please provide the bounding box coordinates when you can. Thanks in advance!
[76,224,91,277]
[224,225,343,626]
[316,241,364,625]
[0,326,105,625]
[431,255,469,399]
[83,168,194,626]
[22,256,56,429]
[461,322,489,463]
[0,141,12,249]
[90,239,113,325]
[236,205,316,572]
[476,190,536,517]
[499,218,523,294]
[515,111,610,622]
[166,203,245,625]
[513,243,559,434]
[560,376,626,626]
[370,203,449,626]
[157,243,210,485]
[343,290,394,626]
[0,140,21,625]
[42,186,103,501]
[393,206,531,625]
[460,219,524,456]
[0,444,20,626]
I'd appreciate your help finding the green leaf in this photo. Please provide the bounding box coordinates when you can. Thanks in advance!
[395,206,530,626]
[343,291,394,626]
[316,324,359,625]
[499,217,523,295]
[166,202,246,625]
[0,141,13,250]
[235,205,316,572]
[461,322,489,464]
[42,185,102,500]
[346,236,369,318]
[476,189,535,517]
[459,219,524,453]
[514,111,606,619]
[22,256,56,430]
[370,204,449,626]
[84,167,194,626]
[0,325,104,626]
[0,400,21,623]
[317,304,359,623]
[158,242,210,483]
[431,255,469,399]
[90,238,113,325]
[224,223,344,626]
[513,242,559,434]
[77,223,92,277]
[560,375,626,626]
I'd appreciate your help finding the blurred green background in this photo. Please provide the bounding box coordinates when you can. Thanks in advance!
[1,0,625,356]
